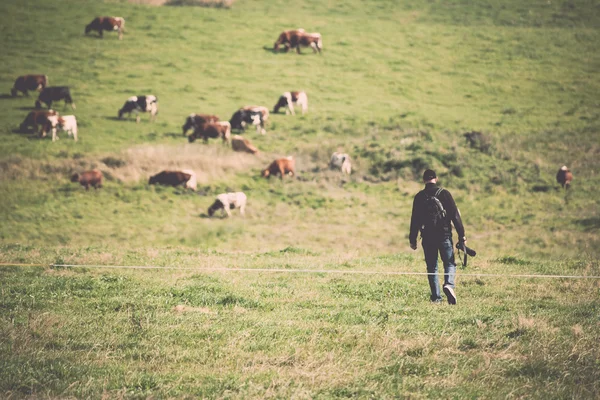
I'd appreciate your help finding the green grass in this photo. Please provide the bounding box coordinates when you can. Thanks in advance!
[1,0,599,397]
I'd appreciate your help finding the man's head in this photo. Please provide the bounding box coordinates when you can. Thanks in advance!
[423,169,437,183]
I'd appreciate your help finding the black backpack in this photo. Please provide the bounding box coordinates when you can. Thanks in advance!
[422,188,446,234]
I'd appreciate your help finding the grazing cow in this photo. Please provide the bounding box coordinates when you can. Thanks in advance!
[556,166,573,189]
[43,115,78,142]
[20,110,57,134]
[118,95,158,123]
[71,170,103,190]
[297,32,322,54]
[188,121,231,144]
[182,113,220,136]
[35,87,76,110]
[85,17,125,40]
[231,135,259,154]
[11,74,48,97]
[149,170,197,190]
[262,156,295,179]
[274,29,322,54]
[208,192,247,217]
[273,29,305,52]
[230,106,269,134]
[273,91,308,115]
[330,152,352,175]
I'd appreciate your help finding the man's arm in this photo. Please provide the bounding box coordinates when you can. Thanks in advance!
[442,190,466,241]
[409,195,421,248]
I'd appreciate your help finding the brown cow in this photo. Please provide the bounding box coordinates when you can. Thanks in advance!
[149,170,197,190]
[71,170,103,190]
[20,110,57,134]
[11,75,48,97]
[556,166,573,189]
[231,135,259,154]
[262,157,295,179]
[182,113,220,136]
[273,29,322,54]
[188,121,231,144]
[85,17,125,40]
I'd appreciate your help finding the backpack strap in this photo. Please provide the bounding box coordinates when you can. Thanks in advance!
[434,187,444,198]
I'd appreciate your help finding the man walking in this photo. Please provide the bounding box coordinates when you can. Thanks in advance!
[409,169,466,304]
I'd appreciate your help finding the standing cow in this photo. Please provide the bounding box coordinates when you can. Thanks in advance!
[20,110,57,134]
[11,74,48,97]
[35,87,76,110]
[188,121,231,144]
[273,29,322,54]
[149,170,197,190]
[207,192,247,218]
[182,113,220,136]
[273,91,308,115]
[262,156,295,180]
[85,17,125,40]
[273,29,305,52]
[118,95,158,123]
[71,170,103,190]
[556,166,573,189]
[230,106,269,134]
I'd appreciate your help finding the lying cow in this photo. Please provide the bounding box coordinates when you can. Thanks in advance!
[330,152,352,175]
[207,192,247,218]
[85,17,125,40]
[43,115,78,142]
[35,87,76,110]
[273,91,308,115]
[231,135,259,154]
[182,113,220,136]
[149,170,197,191]
[11,74,48,97]
[188,121,231,144]
[273,29,322,54]
[262,156,295,179]
[556,166,573,189]
[20,110,57,134]
[118,95,158,123]
[71,170,103,190]
[230,106,269,135]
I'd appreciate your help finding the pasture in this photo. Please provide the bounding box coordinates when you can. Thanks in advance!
[0,0,599,398]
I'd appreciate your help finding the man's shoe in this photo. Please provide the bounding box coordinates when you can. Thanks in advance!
[443,285,457,305]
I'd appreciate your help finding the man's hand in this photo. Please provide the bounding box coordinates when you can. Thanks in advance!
[410,242,417,250]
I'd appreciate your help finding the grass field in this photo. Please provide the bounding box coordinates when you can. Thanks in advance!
[1,0,599,398]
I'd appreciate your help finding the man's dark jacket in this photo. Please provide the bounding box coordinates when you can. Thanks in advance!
[409,183,465,245]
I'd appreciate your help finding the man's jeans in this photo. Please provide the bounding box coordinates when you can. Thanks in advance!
[422,236,456,302]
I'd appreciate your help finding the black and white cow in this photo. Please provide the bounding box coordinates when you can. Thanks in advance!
[229,106,269,135]
[118,95,158,123]
[273,91,308,115]
[35,86,75,110]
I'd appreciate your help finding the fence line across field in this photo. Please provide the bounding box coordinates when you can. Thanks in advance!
[1,262,599,280]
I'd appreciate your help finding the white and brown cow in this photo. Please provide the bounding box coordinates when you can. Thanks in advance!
[273,91,308,115]
[273,29,322,54]
[11,75,48,97]
[188,121,231,144]
[330,152,352,175]
[231,135,259,154]
[43,115,78,142]
[182,113,220,136]
[208,192,247,217]
[85,17,125,40]
[262,156,295,179]
[149,170,197,190]
[118,95,158,123]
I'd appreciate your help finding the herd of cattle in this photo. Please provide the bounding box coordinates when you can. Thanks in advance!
[9,17,344,217]
[10,17,572,217]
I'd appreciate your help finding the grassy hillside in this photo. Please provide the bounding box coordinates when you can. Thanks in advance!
[0,0,599,398]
